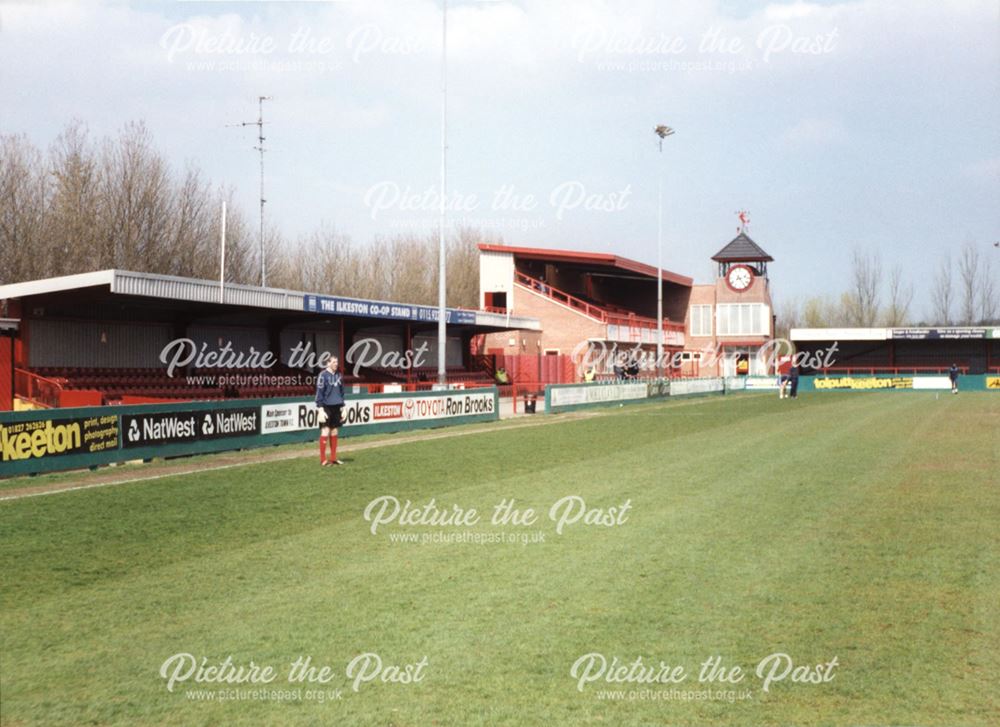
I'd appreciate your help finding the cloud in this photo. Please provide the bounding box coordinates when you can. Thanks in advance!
[0,0,996,267]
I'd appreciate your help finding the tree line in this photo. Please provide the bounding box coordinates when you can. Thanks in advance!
[2,121,995,326]
[0,121,486,307]
[775,246,998,337]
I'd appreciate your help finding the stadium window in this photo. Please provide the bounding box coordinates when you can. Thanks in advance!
[716,304,768,336]
[690,305,712,336]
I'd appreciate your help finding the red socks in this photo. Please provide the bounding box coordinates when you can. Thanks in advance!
[319,433,338,463]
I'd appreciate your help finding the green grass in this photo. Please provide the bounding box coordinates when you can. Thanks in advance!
[1,393,997,726]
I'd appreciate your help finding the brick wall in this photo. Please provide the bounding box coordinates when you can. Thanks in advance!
[484,284,605,358]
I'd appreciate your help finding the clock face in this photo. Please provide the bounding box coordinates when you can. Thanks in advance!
[726,265,754,292]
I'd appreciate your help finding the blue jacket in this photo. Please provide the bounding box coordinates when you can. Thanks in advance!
[315,369,345,406]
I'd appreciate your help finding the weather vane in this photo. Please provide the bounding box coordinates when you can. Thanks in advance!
[736,209,750,233]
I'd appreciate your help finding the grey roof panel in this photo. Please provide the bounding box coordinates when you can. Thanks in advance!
[711,232,774,262]
[0,269,541,330]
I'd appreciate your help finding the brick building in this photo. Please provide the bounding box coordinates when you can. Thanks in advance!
[478,231,775,379]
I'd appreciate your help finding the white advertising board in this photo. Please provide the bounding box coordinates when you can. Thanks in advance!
[261,391,496,434]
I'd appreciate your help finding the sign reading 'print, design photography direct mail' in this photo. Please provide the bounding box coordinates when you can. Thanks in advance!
[0,414,119,464]
[260,391,496,435]
[121,407,260,449]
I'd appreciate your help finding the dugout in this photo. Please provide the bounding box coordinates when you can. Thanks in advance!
[0,270,540,409]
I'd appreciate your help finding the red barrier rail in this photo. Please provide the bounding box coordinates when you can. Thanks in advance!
[14,368,63,409]
[514,271,684,333]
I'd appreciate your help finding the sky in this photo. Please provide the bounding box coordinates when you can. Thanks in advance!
[1,0,997,318]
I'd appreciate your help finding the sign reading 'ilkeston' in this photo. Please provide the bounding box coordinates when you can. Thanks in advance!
[304,294,477,325]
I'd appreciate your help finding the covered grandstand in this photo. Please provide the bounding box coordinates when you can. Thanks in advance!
[478,243,691,380]
[0,270,541,410]
[791,327,1000,375]
[478,233,779,379]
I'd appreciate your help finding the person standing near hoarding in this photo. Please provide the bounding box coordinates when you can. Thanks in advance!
[777,353,793,399]
[948,363,959,395]
[315,356,346,466]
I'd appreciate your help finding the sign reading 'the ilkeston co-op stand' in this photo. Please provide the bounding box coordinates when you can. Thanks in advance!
[304,294,477,325]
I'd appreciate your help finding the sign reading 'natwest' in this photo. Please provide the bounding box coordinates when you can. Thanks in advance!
[122,408,259,448]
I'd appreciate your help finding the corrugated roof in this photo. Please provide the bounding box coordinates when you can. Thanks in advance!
[477,243,693,287]
[711,232,773,263]
[0,269,541,331]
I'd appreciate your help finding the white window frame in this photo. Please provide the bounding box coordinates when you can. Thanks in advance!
[689,305,713,337]
[716,303,769,336]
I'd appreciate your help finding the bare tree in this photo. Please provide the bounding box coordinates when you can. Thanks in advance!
[0,134,49,283]
[448,226,493,309]
[801,295,845,327]
[848,249,882,326]
[882,265,913,326]
[979,255,998,324]
[956,242,980,325]
[930,255,953,325]
[218,197,259,286]
[167,166,215,278]
[96,122,173,271]
[279,224,356,294]
[774,298,801,339]
[45,121,101,276]
[1,121,496,309]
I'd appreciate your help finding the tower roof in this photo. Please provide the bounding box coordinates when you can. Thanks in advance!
[711,232,773,263]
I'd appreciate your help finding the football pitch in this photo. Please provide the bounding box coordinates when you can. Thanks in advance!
[1,392,997,726]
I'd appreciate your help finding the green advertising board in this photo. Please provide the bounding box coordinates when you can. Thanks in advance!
[0,388,499,478]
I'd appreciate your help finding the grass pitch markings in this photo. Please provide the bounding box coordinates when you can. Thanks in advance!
[0,393,997,726]
[0,394,765,501]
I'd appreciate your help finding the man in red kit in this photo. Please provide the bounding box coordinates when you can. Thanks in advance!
[315,355,346,466]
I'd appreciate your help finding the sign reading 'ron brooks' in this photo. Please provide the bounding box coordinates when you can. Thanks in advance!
[261,392,495,434]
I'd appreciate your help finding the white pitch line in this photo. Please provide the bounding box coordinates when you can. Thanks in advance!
[0,395,740,503]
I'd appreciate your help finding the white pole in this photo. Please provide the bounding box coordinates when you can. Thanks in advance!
[657,146,663,379]
[437,0,448,386]
[258,96,267,288]
[653,125,675,379]
[219,200,227,304]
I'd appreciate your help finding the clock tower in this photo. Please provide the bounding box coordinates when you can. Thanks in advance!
[681,223,776,378]
[712,230,773,293]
